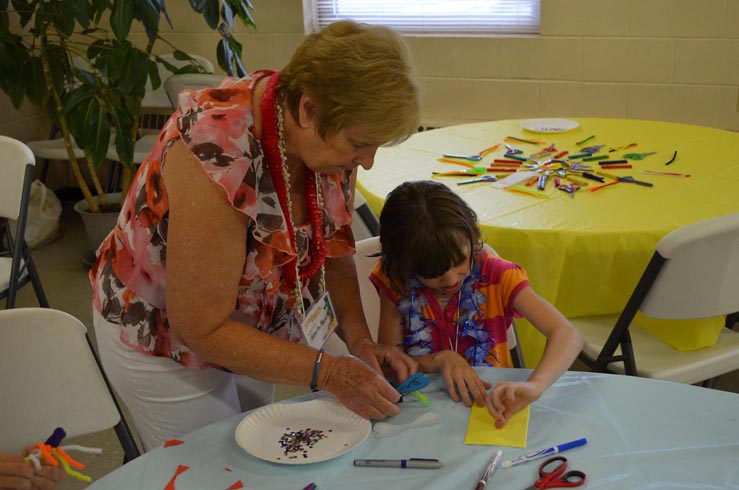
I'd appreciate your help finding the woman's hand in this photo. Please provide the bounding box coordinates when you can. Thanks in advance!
[486,380,542,428]
[435,351,490,407]
[319,354,403,420]
[349,338,418,383]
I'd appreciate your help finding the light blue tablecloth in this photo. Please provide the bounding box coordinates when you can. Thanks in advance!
[89,369,739,489]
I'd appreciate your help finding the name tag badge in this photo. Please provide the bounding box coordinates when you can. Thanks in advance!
[301,292,338,349]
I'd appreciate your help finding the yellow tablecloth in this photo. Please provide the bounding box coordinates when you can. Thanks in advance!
[357,118,739,366]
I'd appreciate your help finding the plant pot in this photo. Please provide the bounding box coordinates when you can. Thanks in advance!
[73,192,121,250]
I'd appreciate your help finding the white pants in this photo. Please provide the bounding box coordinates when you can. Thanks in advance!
[93,310,274,451]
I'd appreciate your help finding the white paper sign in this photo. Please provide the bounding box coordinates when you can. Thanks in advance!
[300,292,338,349]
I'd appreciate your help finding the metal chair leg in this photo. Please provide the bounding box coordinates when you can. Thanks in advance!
[85,334,141,462]
[115,419,141,463]
[23,249,49,307]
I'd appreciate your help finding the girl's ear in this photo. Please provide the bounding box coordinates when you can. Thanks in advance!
[297,93,316,129]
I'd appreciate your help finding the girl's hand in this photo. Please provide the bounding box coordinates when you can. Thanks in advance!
[0,446,65,490]
[0,451,33,490]
[436,351,491,407]
[486,380,542,428]
[21,445,65,490]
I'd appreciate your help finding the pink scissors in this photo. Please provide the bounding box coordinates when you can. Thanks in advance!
[525,456,586,490]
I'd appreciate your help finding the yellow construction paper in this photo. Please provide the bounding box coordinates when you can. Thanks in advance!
[464,405,529,448]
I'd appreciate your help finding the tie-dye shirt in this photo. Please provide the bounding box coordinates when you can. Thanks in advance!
[369,248,529,367]
[90,73,356,369]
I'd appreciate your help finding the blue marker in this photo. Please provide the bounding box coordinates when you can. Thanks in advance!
[500,438,587,469]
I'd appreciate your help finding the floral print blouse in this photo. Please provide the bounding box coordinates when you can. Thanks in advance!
[369,248,529,367]
[90,73,356,369]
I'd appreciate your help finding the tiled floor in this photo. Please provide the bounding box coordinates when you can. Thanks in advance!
[11,202,739,489]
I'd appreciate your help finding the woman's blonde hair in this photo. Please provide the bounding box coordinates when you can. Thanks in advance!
[279,20,420,146]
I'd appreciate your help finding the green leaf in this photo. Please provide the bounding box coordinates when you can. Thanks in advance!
[215,29,245,77]
[125,48,150,98]
[7,83,24,108]
[176,64,200,74]
[154,54,179,79]
[203,0,219,29]
[82,97,111,166]
[220,0,234,29]
[227,37,246,77]
[72,0,90,29]
[189,0,208,13]
[86,39,108,62]
[90,0,109,23]
[231,0,257,30]
[72,66,96,86]
[0,42,21,82]
[31,1,45,33]
[134,0,161,41]
[62,86,95,117]
[68,96,94,148]
[110,0,134,41]
[0,0,9,31]
[0,35,28,107]
[22,58,46,106]
[111,105,134,167]
[106,40,131,83]
[216,38,231,75]
[10,0,33,27]
[147,59,161,91]
[46,45,73,96]
[227,34,243,57]
[153,0,173,28]
[59,1,76,36]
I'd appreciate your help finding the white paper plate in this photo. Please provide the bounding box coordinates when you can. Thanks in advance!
[520,118,579,133]
[235,398,371,464]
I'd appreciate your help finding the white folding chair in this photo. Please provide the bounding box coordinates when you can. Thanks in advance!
[324,237,525,367]
[0,308,140,462]
[0,136,48,309]
[164,73,226,108]
[351,189,380,238]
[570,212,739,386]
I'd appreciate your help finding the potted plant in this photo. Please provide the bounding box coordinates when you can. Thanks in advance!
[0,0,255,243]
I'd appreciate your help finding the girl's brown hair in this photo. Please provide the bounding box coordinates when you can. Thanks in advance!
[379,180,483,287]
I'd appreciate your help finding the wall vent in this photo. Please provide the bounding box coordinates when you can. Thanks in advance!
[139,112,171,132]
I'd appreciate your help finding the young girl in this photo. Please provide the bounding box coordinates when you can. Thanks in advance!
[372,180,583,428]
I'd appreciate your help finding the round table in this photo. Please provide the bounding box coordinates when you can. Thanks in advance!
[87,369,739,490]
[357,118,739,364]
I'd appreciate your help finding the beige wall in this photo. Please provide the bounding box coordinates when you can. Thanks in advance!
[159,0,739,130]
[4,0,739,145]
[415,0,739,130]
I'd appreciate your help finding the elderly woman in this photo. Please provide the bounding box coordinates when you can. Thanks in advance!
[90,21,420,450]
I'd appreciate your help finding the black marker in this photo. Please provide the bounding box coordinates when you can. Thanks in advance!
[353,458,441,469]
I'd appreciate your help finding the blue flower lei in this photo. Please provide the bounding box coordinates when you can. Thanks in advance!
[401,260,496,366]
